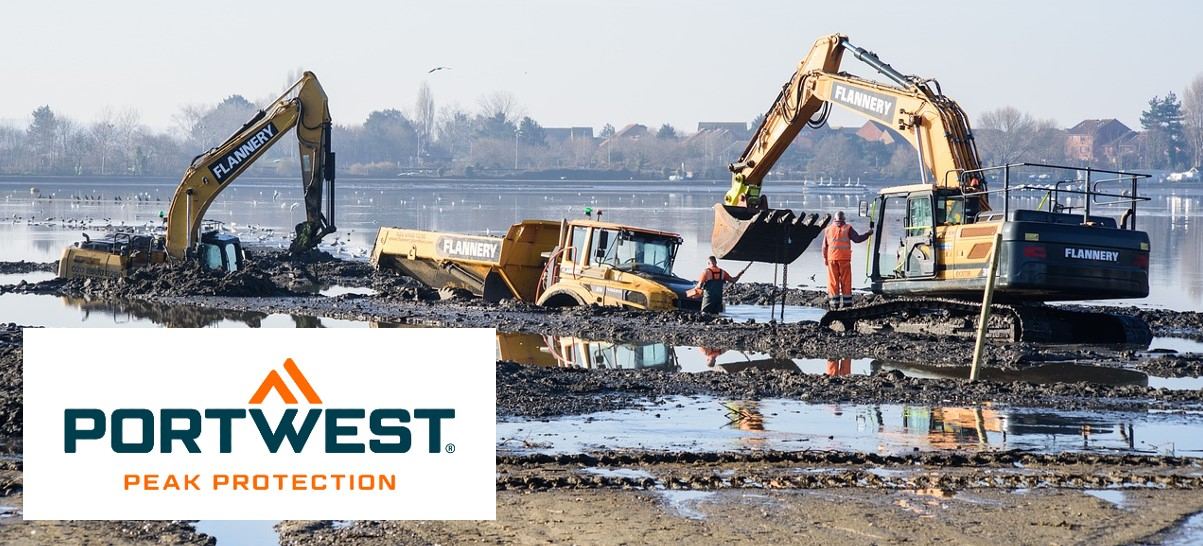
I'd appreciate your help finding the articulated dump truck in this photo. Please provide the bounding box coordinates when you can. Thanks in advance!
[370,219,701,311]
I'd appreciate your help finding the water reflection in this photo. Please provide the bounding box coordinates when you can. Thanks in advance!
[498,396,1193,456]
[496,332,1152,388]
[67,296,269,328]
[0,292,366,329]
[496,332,677,371]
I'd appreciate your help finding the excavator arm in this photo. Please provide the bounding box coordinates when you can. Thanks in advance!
[716,34,987,264]
[164,71,336,259]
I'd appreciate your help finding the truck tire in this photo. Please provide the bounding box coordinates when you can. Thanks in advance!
[539,291,584,308]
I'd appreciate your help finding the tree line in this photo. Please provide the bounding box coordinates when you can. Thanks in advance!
[4,76,1202,181]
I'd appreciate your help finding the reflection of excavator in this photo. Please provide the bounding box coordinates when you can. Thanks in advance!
[718,34,1151,342]
[63,296,269,328]
[59,71,336,279]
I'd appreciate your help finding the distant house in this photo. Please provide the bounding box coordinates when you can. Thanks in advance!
[599,123,648,148]
[543,127,594,143]
[696,122,750,141]
[855,120,899,145]
[1066,119,1135,165]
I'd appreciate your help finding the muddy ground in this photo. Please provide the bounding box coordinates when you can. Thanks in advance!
[4,252,1203,544]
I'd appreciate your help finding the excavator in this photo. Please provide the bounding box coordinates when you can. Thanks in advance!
[58,71,336,279]
[715,34,1151,343]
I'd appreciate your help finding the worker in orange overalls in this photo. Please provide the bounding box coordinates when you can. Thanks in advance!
[695,256,743,314]
[826,358,852,376]
[822,211,871,309]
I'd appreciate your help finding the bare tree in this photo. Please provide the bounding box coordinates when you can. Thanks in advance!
[414,82,435,163]
[977,106,1038,165]
[476,91,525,123]
[90,108,118,175]
[1184,74,1203,168]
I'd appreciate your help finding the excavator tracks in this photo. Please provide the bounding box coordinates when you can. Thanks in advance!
[819,298,1152,345]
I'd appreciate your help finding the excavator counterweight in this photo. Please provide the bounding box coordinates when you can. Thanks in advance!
[712,205,829,264]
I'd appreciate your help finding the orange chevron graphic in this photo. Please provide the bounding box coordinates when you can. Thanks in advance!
[249,358,323,404]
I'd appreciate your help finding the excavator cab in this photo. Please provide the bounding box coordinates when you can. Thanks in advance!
[196,231,244,273]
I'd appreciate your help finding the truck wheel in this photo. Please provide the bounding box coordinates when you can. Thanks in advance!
[540,291,584,308]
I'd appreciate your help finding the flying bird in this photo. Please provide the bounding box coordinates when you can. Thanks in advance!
[427,66,451,73]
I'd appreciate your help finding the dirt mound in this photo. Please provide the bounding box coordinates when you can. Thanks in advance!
[59,262,293,298]
[724,283,885,307]
[0,261,56,275]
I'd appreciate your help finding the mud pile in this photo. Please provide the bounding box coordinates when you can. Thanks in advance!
[0,261,55,275]
[0,325,23,436]
[55,262,290,298]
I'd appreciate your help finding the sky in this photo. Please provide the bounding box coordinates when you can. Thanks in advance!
[5,0,1201,135]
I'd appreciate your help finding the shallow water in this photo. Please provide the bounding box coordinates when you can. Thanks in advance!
[498,396,1203,457]
[192,520,278,546]
[3,176,1200,310]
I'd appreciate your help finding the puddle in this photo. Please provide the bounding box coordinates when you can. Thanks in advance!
[498,396,1203,456]
[1149,337,1203,355]
[0,271,55,285]
[192,520,279,546]
[318,285,377,297]
[583,468,656,480]
[1162,510,1203,545]
[1083,489,1126,508]
[722,304,824,324]
[657,490,715,520]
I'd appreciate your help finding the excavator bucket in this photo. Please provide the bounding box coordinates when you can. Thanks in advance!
[711,205,829,264]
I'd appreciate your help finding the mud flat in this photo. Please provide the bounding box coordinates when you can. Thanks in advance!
[5,254,1203,544]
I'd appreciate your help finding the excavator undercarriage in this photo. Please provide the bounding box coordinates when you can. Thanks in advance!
[821,298,1152,344]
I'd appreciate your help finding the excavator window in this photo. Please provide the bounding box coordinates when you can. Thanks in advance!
[906,197,933,235]
[936,197,965,225]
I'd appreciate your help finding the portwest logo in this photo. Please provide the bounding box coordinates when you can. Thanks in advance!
[24,328,495,520]
[63,358,455,456]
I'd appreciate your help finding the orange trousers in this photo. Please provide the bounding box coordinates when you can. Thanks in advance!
[827,260,852,307]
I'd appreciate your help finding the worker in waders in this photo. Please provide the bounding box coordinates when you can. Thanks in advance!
[822,211,871,309]
[695,256,742,314]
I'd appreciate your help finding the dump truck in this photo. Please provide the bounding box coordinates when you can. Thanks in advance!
[370,219,701,311]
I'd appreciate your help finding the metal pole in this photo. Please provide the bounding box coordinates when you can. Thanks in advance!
[914,127,927,184]
[970,231,1004,381]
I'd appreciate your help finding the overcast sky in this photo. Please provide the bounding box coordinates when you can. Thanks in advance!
[5,0,1200,134]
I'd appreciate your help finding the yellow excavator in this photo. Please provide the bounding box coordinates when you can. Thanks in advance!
[716,34,1151,342]
[59,71,336,279]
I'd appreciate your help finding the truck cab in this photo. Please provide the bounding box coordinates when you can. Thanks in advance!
[538,220,700,310]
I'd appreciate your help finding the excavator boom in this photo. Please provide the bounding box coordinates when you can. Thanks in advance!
[59,72,336,279]
[165,71,335,259]
[715,34,985,263]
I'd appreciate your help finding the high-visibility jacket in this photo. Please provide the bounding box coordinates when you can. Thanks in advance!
[697,266,733,286]
[824,224,853,261]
